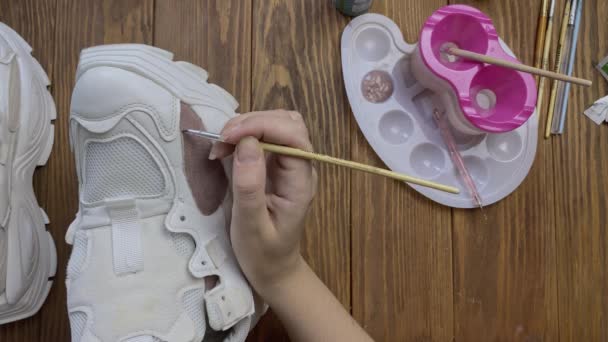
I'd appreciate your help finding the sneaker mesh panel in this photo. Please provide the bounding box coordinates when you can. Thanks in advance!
[182,288,205,337]
[171,232,195,258]
[69,311,87,342]
[83,136,164,203]
[67,231,88,278]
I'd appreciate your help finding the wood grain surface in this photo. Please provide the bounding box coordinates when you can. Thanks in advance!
[350,2,453,341]
[552,1,608,340]
[250,1,351,340]
[0,0,606,341]
[447,2,560,341]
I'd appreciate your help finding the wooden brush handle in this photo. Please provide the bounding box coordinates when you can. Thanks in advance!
[259,143,460,194]
[448,47,591,87]
[534,0,549,70]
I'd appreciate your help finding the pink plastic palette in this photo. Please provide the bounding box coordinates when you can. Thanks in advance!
[340,9,538,208]
[413,5,537,134]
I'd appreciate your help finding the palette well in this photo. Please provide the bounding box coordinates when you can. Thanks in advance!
[340,12,538,208]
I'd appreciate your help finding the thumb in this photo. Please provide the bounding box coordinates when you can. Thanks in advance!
[232,137,268,223]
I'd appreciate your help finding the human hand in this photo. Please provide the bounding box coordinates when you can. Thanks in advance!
[210,111,372,342]
[209,110,317,299]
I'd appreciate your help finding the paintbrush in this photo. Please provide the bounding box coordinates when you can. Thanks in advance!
[554,0,584,133]
[183,129,460,194]
[445,45,590,87]
[431,109,484,210]
[534,0,550,83]
[551,0,577,133]
[537,0,557,123]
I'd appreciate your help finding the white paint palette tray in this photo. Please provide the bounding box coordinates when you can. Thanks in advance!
[341,13,538,208]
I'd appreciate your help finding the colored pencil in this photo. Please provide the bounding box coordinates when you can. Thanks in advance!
[545,0,573,138]
[555,0,584,133]
[551,0,578,133]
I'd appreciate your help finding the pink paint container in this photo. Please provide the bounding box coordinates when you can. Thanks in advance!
[412,5,537,134]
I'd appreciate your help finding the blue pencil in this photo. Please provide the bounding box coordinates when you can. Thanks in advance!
[555,0,583,133]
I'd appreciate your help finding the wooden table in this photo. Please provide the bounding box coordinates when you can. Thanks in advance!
[1,1,606,341]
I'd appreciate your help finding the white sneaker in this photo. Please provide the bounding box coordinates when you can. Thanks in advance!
[0,22,57,325]
[67,44,265,342]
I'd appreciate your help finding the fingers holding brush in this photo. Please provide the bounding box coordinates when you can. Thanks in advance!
[209,110,313,160]
[199,110,458,194]
[208,108,316,202]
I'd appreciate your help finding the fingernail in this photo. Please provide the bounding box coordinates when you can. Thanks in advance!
[221,123,240,142]
[236,137,261,164]
[288,111,300,121]
[208,143,218,160]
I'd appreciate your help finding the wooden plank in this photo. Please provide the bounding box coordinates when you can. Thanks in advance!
[350,1,453,341]
[33,0,153,340]
[553,0,608,340]
[0,1,56,340]
[250,1,351,340]
[154,0,252,110]
[448,0,560,340]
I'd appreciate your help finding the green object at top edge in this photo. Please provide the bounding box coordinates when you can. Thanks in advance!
[334,0,374,17]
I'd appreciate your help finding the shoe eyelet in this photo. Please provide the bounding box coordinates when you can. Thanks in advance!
[180,215,186,222]
[221,296,226,301]
[201,261,207,266]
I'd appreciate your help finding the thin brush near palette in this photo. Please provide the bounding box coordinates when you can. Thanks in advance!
[341,6,539,208]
